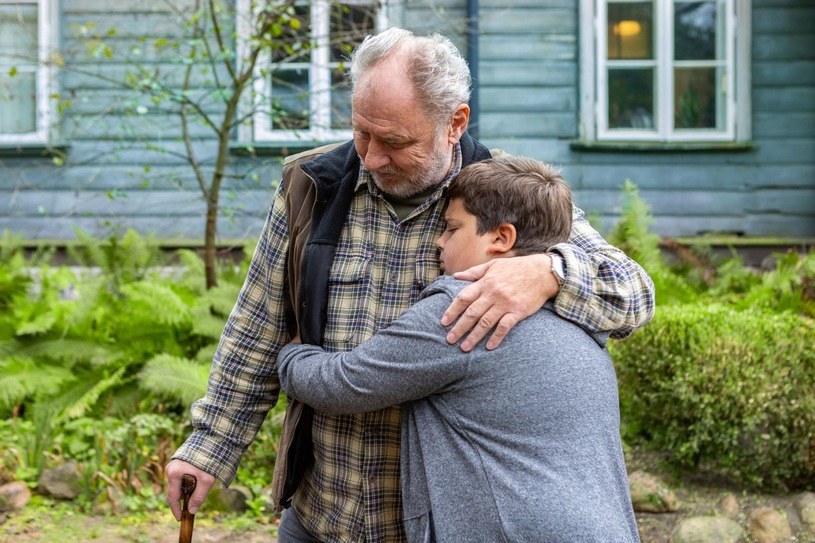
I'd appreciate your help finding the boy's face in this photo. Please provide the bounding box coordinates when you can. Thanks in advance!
[436,198,495,275]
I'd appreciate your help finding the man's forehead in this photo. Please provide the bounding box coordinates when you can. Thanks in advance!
[351,114,411,140]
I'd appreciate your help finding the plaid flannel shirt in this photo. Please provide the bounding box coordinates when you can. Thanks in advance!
[172,143,655,542]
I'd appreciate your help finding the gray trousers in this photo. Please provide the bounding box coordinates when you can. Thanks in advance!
[277,508,322,543]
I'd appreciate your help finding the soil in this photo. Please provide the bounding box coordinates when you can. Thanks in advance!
[2,447,813,543]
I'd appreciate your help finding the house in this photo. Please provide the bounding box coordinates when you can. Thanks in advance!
[1,0,813,248]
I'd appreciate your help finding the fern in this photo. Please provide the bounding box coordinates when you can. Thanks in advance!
[61,366,129,421]
[174,249,207,294]
[0,251,31,307]
[119,281,193,327]
[16,338,122,367]
[68,228,166,290]
[139,354,210,406]
[194,343,218,364]
[0,357,75,412]
[608,179,701,306]
[190,283,239,339]
[609,179,663,274]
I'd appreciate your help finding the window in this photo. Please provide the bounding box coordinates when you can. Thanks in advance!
[580,0,751,142]
[239,0,386,143]
[0,0,56,143]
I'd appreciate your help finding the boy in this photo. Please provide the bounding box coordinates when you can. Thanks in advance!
[278,157,640,542]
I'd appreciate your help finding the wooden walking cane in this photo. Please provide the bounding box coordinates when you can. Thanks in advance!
[179,474,197,543]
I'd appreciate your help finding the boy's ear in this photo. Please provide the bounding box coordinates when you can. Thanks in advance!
[487,223,516,255]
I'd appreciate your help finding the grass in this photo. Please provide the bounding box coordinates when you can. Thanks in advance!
[0,498,279,543]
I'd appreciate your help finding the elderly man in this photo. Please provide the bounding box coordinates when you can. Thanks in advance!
[166,27,654,543]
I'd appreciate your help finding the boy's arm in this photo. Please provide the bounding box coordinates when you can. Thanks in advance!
[278,292,466,414]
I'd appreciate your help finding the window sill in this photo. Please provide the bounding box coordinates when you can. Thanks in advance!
[230,140,347,157]
[0,142,69,158]
[569,140,756,153]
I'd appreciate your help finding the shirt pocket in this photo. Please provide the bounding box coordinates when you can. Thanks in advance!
[414,249,441,298]
[323,248,372,349]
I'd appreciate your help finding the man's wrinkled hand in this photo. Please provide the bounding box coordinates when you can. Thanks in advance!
[441,254,558,352]
[166,459,216,521]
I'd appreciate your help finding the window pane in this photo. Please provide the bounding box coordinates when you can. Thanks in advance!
[608,68,654,129]
[330,3,377,62]
[675,67,720,128]
[0,4,37,134]
[607,2,653,60]
[331,68,351,129]
[0,4,37,58]
[270,68,310,130]
[674,1,716,60]
[271,5,311,63]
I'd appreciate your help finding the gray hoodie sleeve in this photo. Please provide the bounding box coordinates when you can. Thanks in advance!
[278,289,469,415]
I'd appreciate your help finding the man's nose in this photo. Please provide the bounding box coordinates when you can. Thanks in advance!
[362,140,390,171]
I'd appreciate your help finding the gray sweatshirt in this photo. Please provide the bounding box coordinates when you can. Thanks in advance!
[278,276,639,543]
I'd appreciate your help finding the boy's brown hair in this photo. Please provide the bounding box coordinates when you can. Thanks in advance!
[448,156,572,256]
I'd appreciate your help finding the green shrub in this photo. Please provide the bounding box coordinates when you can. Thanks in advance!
[611,304,815,491]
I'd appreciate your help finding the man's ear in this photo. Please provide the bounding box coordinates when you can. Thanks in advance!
[447,104,470,144]
[488,223,517,256]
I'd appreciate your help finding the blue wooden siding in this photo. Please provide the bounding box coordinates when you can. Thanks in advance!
[0,0,813,242]
[473,0,815,238]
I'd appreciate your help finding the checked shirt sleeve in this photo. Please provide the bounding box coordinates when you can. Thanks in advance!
[550,206,655,339]
[171,184,291,486]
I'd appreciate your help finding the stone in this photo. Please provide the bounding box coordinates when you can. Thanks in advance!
[795,492,815,526]
[747,507,792,543]
[0,481,31,512]
[92,486,125,515]
[672,516,744,543]
[37,461,82,500]
[205,485,251,513]
[628,470,681,513]
[716,492,740,518]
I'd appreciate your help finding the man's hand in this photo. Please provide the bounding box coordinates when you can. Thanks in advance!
[166,459,216,521]
[441,254,559,352]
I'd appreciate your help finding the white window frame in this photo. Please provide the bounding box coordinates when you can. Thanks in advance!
[237,0,389,143]
[579,0,751,143]
[0,0,57,144]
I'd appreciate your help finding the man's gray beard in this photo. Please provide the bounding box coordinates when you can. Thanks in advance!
[370,146,452,199]
[371,171,437,198]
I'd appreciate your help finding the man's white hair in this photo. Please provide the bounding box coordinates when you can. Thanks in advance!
[349,27,472,124]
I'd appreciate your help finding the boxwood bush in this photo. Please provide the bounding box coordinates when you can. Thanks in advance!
[611,304,815,491]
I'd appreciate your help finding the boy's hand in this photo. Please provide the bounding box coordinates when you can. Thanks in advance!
[442,254,558,352]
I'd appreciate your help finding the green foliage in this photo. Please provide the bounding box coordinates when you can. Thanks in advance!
[0,230,255,496]
[52,413,187,511]
[609,180,700,306]
[609,180,815,491]
[139,354,209,408]
[612,305,815,491]
[609,180,662,273]
[67,228,166,291]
